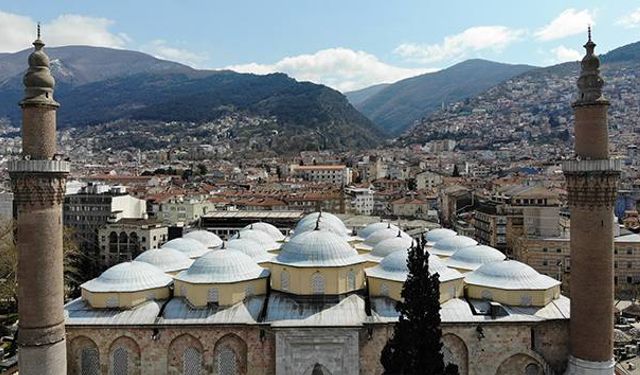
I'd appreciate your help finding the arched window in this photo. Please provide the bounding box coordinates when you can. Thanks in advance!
[280,270,290,291]
[129,232,140,258]
[208,288,219,304]
[380,283,389,297]
[81,347,100,375]
[312,272,325,294]
[111,347,128,375]
[119,232,128,245]
[183,347,203,375]
[109,231,118,253]
[106,295,119,308]
[481,290,493,300]
[520,294,533,307]
[216,346,238,375]
[245,285,255,297]
[347,270,356,290]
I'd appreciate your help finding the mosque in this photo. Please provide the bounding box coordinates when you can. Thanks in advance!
[65,212,569,375]
[11,26,616,375]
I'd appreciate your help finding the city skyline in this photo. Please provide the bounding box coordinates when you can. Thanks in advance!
[3,1,640,91]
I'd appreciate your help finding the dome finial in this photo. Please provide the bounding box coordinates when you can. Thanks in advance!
[315,216,321,231]
[387,222,391,229]
[396,228,402,238]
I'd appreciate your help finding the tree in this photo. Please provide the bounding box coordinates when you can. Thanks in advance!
[381,237,459,375]
[196,163,207,175]
[0,220,85,311]
[452,164,460,177]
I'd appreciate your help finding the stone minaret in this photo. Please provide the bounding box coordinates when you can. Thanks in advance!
[563,28,620,375]
[9,26,69,374]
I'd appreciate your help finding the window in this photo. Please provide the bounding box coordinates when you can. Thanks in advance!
[380,283,389,297]
[520,295,533,307]
[280,270,290,291]
[556,248,562,253]
[481,290,493,300]
[207,288,219,304]
[245,285,255,297]
[106,296,119,308]
[216,346,237,375]
[542,260,548,266]
[311,272,325,294]
[629,262,633,269]
[628,248,634,255]
[628,276,633,284]
[542,247,548,253]
[183,347,202,375]
[81,347,100,375]
[111,347,128,375]
[347,270,356,290]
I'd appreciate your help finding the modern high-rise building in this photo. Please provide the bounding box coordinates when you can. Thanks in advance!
[8,28,69,374]
[562,29,620,375]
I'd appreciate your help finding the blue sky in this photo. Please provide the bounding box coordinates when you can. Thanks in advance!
[2,1,640,91]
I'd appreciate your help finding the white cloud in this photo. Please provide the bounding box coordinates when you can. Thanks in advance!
[393,26,525,64]
[227,47,433,92]
[0,11,130,52]
[535,9,595,41]
[550,45,582,63]
[142,39,207,68]
[617,8,640,29]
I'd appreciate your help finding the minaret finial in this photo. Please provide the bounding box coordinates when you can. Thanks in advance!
[575,25,605,104]
[587,25,591,42]
[37,22,41,40]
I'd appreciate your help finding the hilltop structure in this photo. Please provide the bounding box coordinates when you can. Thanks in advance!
[9,28,70,373]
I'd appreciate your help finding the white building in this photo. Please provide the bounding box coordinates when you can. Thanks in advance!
[98,218,169,267]
[290,165,352,186]
[345,187,375,215]
[416,171,443,190]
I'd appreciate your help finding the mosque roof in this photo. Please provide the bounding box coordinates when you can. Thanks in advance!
[444,245,506,271]
[365,250,463,282]
[81,261,173,293]
[358,222,399,240]
[183,230,223,249]
[242,222,285,241]
[226,238,274,263]
[134,247,194,273]
[464,260,561,290]
[430,235,478,257]
[293,212,350,238]
[231,228,281,250]
[274,229,363,267]
[425,228,457,246]
[175,250,269,284]
[369,235,414,258]
[362,227,412,248]
[161,237,210,258]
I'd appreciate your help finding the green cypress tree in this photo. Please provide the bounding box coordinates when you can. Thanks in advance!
[381,236,459,375]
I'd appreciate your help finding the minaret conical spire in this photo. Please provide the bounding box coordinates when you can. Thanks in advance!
[22,23,57,106]
[575,26,606,105]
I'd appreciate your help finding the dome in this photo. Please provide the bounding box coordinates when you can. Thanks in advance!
[226,238,273,263]
[293,212,349,237]
[81,261,172,293]
[464,260,560,290]
[430,235,477,257]
[162,238,210,258]
[243,222,285,241]
[134,247,194,273]
[426,228,457,245]
[358,222,399,239]
[370,235,415,258]
[183,230,223,249]
[175,250,269,284]
[363,228,411,247]
[366,250,463,282]
[444,245,506,271]
[274,229,363,267]
[231,228,280,250]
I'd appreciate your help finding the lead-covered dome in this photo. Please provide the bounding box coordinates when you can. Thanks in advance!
[162,238,210,258]
[363,227,411,248]
[274,229,363,267]
[226,238,273,263]
[465,260,560,290]
[293,212,349,237]
[370,235,414,258]
[444,245,506,271]
[243,222,285,241]
[134,247,194,273]
[426,228,457,245]
[358,222,399,239]
[430,235,477,257]
[175,250,269,284]
[366,250,463,282]
[81,261,173,293]
[231,228,280,251]
[183,230,223,249]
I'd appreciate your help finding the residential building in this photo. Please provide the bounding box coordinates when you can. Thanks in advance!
[290,164,352,186]
[98,218,169,267]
